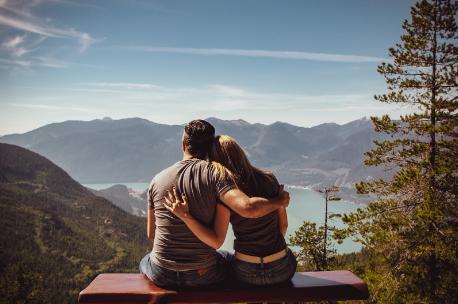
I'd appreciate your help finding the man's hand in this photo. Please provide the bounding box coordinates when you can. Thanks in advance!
[164,187,190,220]
[278,184,290,208]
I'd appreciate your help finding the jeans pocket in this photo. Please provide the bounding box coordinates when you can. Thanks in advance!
[183,264,227,287]
[261,253,297,285]
[232,260,258,278]
[148,262,179,288]
[232,260,266,285]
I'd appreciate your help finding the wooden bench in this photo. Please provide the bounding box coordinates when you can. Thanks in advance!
[78,271,369,303]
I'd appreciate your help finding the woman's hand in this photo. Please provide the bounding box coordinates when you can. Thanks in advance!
[164,187,190,220]
[165,187,230,249]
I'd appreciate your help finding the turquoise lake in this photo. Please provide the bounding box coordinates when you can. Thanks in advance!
[85,183,363,254]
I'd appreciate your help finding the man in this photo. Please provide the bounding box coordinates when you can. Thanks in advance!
[140,119,289,289]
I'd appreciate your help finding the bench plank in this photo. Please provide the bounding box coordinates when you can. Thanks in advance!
[79,271,369,303]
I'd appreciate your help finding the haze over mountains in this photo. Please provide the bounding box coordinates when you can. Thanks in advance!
[0,117,384,202]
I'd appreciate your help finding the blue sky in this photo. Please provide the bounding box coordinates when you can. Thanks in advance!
[0,0,416,135]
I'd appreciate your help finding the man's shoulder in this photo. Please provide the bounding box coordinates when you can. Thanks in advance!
[191,159,214,172]
[150,161,182,186]
[179,158,214,173]
[148,161,186,203]
[151,159,211,184]
[155,161,179,176]
[180,159,215,181]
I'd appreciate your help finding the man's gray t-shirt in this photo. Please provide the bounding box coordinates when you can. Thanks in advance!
[148,159,235,271]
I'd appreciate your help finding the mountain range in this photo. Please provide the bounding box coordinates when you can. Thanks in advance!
[88,184,147,217]
[0,143,150,303]
[0,117,385,202]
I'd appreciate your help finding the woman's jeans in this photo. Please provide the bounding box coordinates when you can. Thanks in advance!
[231,249,297,286]
[139,251,231,289]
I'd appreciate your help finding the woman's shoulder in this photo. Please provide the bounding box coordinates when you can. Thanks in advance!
[256,169,279,184]
[254,170,280,196]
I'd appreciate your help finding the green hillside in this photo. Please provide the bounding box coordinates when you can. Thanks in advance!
[0,143,150,303]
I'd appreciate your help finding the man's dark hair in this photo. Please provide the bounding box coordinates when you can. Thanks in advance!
[183,119,215,159]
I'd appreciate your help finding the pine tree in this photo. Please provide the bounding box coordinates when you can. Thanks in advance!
[289,221,337,271]
[341,1,458,302]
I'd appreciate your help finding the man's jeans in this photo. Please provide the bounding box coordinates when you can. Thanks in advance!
[139,251,231,289]
[231,248,297,285]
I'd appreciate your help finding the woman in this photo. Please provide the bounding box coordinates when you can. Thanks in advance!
[164,135,297,285]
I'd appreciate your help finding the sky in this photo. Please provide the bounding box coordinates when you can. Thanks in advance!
[0,0,417,135]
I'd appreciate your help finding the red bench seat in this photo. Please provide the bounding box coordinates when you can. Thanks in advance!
[79,271,369,303]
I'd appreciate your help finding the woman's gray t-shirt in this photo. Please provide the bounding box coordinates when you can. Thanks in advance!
[148,159,235,271]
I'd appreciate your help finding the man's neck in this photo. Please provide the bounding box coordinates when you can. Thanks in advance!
[182,151,207,161]
[182,151,195,160]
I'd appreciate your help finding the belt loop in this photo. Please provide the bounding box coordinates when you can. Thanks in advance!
[260,257,264,269]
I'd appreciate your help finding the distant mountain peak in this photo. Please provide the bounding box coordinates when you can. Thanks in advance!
[205,117,251,126]
[315,122,339,127]
[342,116,372,127]
[270,121,295,127]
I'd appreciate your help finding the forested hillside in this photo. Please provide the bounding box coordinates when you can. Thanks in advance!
[0,143,150,303]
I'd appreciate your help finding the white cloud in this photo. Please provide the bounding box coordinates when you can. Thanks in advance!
[47,0,104,10]
[0,13,96,51]
[121,46,387,63]
[0,55,101,69]
[8,102,97,113]
[75,82,395,114]
[2,34,25,48]
[1,34,29,57]
[33,56,69,68]
[0,0,100,65]
[2,83,410,134]
[0,57,31,66]
[83,82,161,90]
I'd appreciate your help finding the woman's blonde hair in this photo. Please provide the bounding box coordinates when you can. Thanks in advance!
[210,135,273,194]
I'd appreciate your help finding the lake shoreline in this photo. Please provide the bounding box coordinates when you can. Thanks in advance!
[84,181,363,254]
[84,181,369,206]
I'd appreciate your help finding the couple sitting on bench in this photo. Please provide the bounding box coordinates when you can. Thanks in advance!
[140,119,296,289]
